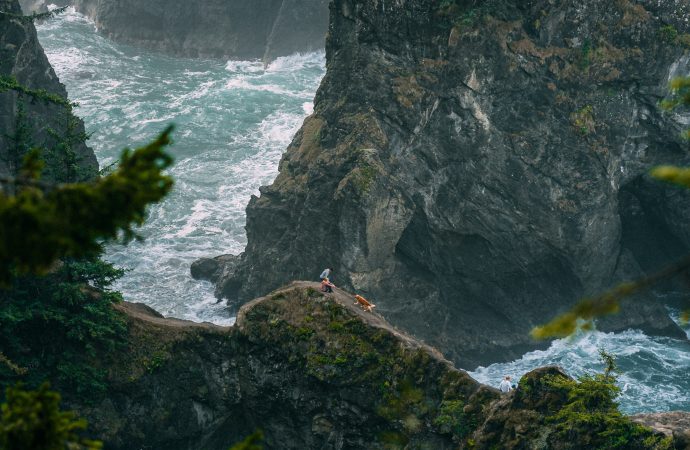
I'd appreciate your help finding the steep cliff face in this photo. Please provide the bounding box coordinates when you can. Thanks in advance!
[75,284,680,450]
[64,0,328,62]
[195,0,690,368]
[0,0,97,181]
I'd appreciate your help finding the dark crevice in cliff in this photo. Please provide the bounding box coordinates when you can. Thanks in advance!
[619,175,690,291]
[197,0,690,369]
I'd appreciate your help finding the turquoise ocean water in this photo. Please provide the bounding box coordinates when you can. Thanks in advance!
[37,8,690,415]
[37,8,325,325]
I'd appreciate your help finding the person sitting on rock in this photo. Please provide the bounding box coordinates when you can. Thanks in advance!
[499,375,513,394]
[321,277,335,293]
[320,267,333,282]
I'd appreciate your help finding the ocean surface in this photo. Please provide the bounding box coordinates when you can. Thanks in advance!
[37,8,690,415]
[37,8,325,325]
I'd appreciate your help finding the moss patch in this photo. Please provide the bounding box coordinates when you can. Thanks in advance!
[239,286,487,446]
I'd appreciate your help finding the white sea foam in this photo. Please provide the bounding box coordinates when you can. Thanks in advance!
[36,10,690,416]
[225,59,264,73]
[469,327,690,414]
[225,77,303,97]
[37,9,325,327]
[266,51,326,73]
[303,102,314,115]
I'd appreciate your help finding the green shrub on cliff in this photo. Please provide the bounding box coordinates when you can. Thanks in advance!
[545,351,672,449]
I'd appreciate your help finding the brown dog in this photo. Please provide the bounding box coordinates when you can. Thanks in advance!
[354,294,375,312]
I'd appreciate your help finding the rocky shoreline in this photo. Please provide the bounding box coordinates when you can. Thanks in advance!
[195,0,690,369]
[3,0,690,447]
[75,283,690,449]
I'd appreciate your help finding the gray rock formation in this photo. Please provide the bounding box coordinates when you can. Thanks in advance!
[632,411,690,449]
[75,283,678,450]
[262,0,330,62]
[65,0,329,62]
[0,0,97,181]
[196,0,690,368]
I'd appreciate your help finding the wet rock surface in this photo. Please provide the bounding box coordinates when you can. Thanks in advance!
[632,411,690,449]
[198,0,690,368]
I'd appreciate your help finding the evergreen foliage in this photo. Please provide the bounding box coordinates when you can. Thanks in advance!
[44,114,92,182]
[0,126,174,285]
[2,100,31,176]
[0,75,74,109]
[544,351,672,449]
[0,383,101,450]
[0,41,173,449]
[0,6,68,24]
[1,97,91,185]
[0,254,127,399]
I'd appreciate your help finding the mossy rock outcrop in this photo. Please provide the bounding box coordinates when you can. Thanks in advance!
[197,0,690,369]
[71,283,679,449]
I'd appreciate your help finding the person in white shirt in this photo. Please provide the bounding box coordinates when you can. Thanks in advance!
[499,375,513,393]
[320,268,333,281]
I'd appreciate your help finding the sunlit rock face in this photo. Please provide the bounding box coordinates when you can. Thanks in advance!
[198,0,690,368]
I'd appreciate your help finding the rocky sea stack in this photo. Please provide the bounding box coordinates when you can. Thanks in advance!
[195,0,690,368]
[2,0,690,447]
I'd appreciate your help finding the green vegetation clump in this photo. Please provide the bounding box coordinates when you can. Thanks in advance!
[657,25,690,48]
[0,254,127,399]
[228,430,263,450]
[578,39,592,70]
[658,25,679,43]
[544,351,672,449]
[352,162,377,194]
[433,400,468,437]
[242,289,491,446]
[0,383,102,450]
[0,127,174,284]
[570,105,595,136]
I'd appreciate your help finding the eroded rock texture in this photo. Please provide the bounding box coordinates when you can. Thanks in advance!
[76,284,681,450]
[197,0,690,368]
